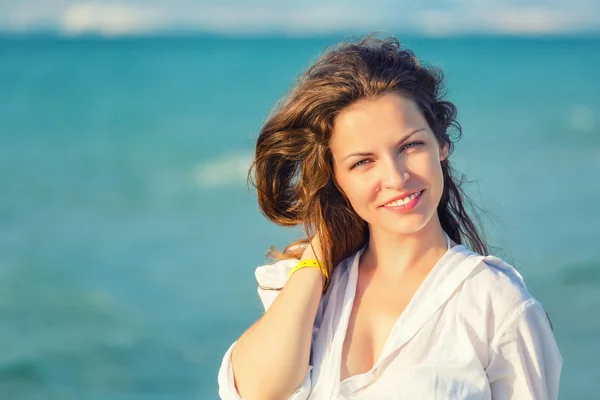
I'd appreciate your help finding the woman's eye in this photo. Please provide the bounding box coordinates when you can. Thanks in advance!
[401,141,424,151]
[351,159,370,169]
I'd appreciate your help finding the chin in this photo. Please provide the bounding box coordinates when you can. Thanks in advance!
[364,213,424,235]
[376,205,438,233]
[385,220,429,236]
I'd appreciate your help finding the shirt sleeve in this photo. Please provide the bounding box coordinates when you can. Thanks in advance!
[486,298,563,400]
[217,257,316,400]
[217,340,313,400]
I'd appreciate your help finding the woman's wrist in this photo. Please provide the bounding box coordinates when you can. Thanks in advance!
[290,259,329,293]
[297,236,329,291]
[290,265,324,287]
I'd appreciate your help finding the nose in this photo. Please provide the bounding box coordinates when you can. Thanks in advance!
[380,156,409,190]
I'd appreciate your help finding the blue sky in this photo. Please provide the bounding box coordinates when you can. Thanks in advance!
[1,0,599,36]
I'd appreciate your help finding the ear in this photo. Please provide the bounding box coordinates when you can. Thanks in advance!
[439,142,449,161]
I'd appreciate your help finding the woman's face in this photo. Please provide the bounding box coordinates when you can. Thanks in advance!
[330,92,448,236]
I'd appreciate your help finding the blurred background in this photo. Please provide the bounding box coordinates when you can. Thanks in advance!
[1,1,599,399]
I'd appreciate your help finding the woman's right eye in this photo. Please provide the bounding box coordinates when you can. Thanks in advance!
[351,159,370,169]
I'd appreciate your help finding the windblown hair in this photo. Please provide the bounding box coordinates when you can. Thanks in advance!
[248,32,488,278]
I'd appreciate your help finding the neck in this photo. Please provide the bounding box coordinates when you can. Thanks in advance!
[362,215,450,281]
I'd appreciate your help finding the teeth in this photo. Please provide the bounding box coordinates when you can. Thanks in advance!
[385,191,421,207]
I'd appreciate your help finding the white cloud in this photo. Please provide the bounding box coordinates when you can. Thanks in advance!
[60,2,164,36]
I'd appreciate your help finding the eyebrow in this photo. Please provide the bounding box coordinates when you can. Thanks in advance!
[342,128,426,161]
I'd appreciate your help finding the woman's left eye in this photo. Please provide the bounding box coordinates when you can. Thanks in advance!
[401,141,424,151]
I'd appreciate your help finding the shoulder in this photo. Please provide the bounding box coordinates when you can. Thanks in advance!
[468,254,530,303]
[448,245,532,307]
[457,250,546,335]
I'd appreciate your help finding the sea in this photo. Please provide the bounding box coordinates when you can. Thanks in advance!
[1,34,599,399]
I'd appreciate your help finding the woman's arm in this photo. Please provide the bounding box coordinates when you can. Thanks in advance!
[486,299,562,400]
[229,238,325,400]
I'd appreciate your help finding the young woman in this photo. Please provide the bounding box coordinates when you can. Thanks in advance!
[218,34,562,399]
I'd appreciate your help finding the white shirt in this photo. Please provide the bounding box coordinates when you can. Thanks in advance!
[218,241,562,399]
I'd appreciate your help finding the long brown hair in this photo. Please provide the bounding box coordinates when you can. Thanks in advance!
[248,32,488,278]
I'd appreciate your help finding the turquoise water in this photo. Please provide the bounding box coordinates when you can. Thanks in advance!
[1,35,599,399]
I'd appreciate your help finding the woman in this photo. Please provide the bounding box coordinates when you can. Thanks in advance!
[218,33,562,399]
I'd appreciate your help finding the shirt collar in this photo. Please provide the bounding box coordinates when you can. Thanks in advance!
[343,242,484,361]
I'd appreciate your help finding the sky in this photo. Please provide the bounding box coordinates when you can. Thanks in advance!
[1,0,599,37]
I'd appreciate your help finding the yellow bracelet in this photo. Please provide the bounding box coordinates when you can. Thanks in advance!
[288,259,330,291]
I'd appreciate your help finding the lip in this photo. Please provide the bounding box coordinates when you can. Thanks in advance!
[380,190,424,208]
[380,190,424,213]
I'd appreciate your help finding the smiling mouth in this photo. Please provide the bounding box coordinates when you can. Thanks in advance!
[381,190,424,208]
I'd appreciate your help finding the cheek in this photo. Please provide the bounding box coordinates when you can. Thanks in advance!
[408,152,444,185]
[337,174,378,210]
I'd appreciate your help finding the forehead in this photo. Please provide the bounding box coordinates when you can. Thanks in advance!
[330,93,426,153]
